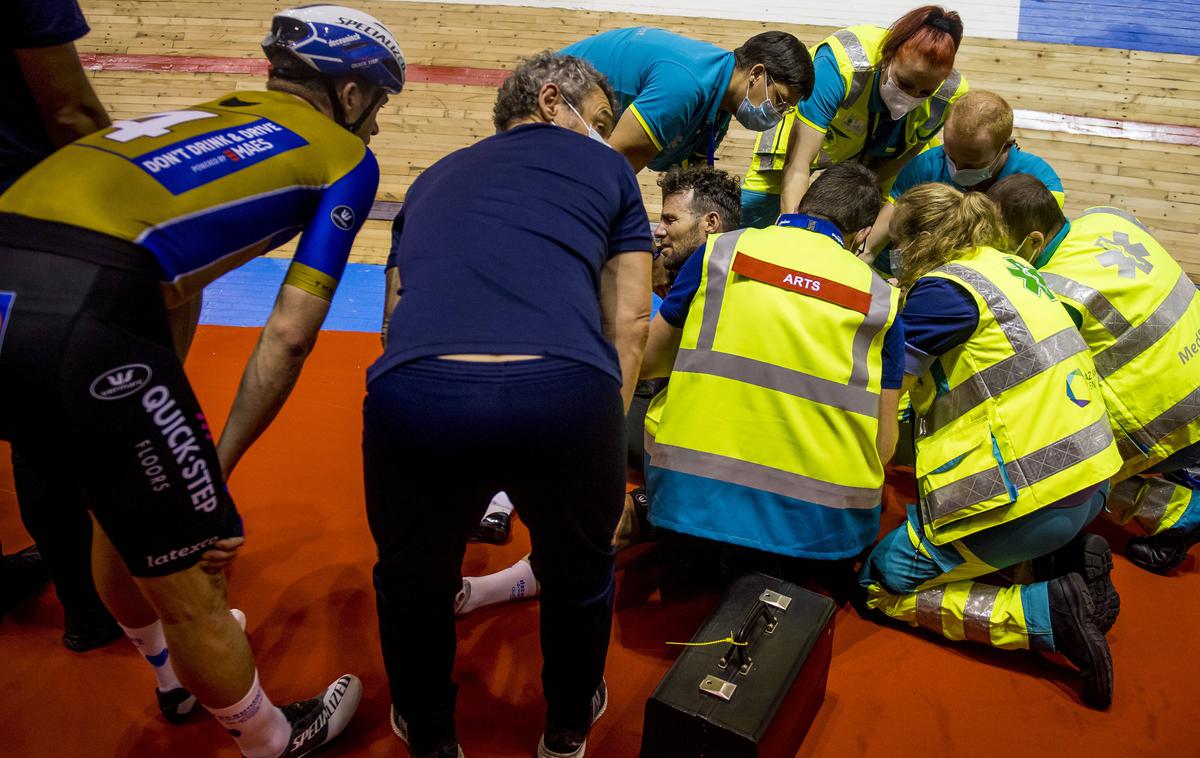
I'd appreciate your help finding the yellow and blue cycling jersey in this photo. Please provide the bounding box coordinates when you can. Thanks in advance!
[0,90,378,301]
[889,143,1065,207]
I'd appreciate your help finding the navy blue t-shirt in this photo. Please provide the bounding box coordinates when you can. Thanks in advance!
[1,0,90,191]
[370,123,652,384]
[657,225,906,389]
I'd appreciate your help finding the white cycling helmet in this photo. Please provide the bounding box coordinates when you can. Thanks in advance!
[264,5,406,129]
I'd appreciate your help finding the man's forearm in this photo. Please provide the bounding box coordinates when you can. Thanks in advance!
[779,163,811,218]
[216,329,313,477]
[613,315,651,412]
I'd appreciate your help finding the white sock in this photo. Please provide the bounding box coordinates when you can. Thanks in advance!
[456,558,538,615]
[120,620,182,693]
[120,609,248,694]
[204,671,291,758]
[484,491,514,518]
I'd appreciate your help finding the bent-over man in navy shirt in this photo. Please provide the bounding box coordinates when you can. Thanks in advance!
[365,52,651,758]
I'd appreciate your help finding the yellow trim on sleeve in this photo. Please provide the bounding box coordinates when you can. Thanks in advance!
[1052,190,1066,209]
[284,261,338,301]
[627,104,665,151]
[793,111,827,134]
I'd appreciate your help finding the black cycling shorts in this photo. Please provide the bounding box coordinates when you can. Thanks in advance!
[0,214,241,578]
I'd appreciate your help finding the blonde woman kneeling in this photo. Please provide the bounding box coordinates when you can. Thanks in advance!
[857,184,1122,708]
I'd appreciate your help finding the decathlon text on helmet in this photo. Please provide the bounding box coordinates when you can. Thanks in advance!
[263,5,406,130]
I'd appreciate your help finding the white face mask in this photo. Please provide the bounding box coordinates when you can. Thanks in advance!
[562,98,611,147]
[879,66,922,120]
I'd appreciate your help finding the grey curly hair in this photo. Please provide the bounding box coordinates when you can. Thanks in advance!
[492,50,617,131]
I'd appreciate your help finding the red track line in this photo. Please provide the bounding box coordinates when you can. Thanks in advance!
[79,52,1200,147]
[78,52,510,87]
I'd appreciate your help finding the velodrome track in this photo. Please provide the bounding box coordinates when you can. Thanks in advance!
[1,1,1199,755]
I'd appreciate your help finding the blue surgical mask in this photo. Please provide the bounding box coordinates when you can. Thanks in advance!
[945,144,1008,187]
[563,98,611,147]
[735,72,784,131]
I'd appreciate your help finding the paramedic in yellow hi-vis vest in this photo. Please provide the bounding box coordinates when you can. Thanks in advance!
[740,5,968,228]
[859,185,1123,709]
[640,162,904,562]
[989,174,1200,575]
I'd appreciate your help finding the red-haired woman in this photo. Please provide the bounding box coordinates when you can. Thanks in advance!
[740,5,969,228]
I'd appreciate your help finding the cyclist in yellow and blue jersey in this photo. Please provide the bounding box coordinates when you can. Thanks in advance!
[0,7,403,757]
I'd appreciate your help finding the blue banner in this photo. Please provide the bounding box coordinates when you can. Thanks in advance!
[130,119,309,195]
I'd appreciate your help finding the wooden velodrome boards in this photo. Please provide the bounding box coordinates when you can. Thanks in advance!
[75,1,1200,277]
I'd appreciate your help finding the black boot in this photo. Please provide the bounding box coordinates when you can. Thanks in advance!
[1047,573,1113,709]
[1033,533,1119,632]
[1126,527,1200,574]
[0,545,50,618]
[62,608,123,652]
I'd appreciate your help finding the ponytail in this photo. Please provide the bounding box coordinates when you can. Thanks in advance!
[882,5,963,71]
[894,184,1005,292]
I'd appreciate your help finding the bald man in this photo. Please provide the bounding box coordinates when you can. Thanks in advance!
[863,89,1063,270]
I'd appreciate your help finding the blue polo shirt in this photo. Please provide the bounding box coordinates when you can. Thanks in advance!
[890,144,1065,205]
[1,0,90,191]
[796,46,907,160]
[561,27,735,171]
[372,123,652,385]
[658,215,905,389]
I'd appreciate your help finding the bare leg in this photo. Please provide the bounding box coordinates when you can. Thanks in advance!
[91,517,157,627]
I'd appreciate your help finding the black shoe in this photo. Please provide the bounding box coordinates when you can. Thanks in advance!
[537,678,608,758]
[1127,527,1200,575]
[276,675,363,757]
[1033,534,1119,633]
[0,545,50,617]
[390,706,464,757]
[62,609,124,652]
[469,511,511,544]
[153,609,247,725]
[157,686,198,725]
[1048,574,1113,709]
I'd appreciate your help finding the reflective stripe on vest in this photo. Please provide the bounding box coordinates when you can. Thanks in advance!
[922,71,962,135]
[1041,272,1131,335]
[1092,271,1198,378]
[754,120,783,171]
[1080,206,1152,235]
[651,442,882,508]
[922,262,1090,435]
[673,348,879,416]
[924,417,1114,520]
[833,29,873,106]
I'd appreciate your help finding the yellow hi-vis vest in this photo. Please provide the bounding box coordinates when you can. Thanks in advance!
[646,224,899,558]
[911,248,1121,545]
[743,25,967,196]
[1037,208,1200,481]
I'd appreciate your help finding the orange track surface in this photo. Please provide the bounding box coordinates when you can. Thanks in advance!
[1,325,1197,756]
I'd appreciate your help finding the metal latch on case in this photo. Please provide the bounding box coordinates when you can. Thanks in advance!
[699,675,737,701]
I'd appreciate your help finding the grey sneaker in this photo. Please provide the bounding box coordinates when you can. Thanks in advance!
[537,678,608,758]
[390,706,464,757]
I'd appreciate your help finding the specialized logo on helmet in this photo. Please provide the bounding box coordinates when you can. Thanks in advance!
[1066,369,1092,408]
[90,363,153,400]
[1095,232,1154,279]
[335,15,403,58]
[1005,258,1055,298]
[330,205,356,230]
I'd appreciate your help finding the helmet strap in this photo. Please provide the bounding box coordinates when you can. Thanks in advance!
[346,89,386,134]
[322,78,349,130]
[323,79,384,134]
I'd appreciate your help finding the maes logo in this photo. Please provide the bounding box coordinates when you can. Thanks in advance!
[330,205,356,231]
[90,363,153,400]
[0,291,14,356]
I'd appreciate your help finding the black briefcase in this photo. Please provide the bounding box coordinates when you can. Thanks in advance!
[641,573,835,757]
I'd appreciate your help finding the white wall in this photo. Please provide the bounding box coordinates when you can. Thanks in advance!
[405,0,1021,40]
